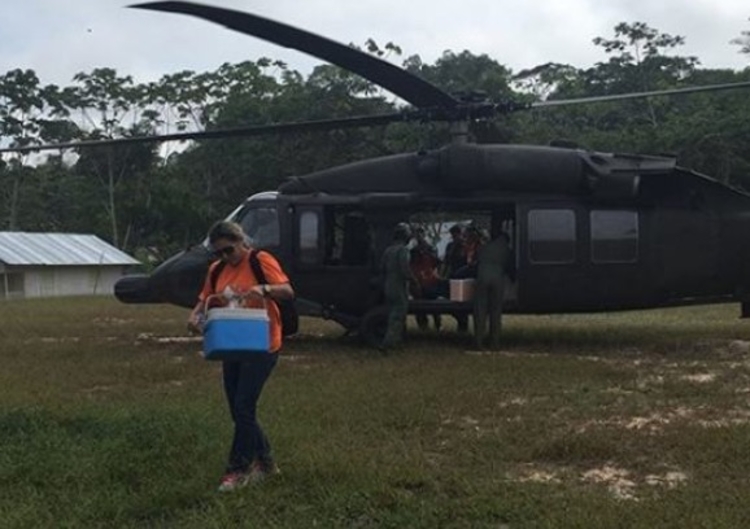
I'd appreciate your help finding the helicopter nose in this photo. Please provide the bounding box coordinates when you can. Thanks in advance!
[114,274,163,304]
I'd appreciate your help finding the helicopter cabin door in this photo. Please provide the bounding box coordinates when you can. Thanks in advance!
[649,207,720,300]
[294,204,376,317]
[516,205,587,312]
[517,204,648,312]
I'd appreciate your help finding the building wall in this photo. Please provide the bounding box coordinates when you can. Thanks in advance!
[1,265,131,299]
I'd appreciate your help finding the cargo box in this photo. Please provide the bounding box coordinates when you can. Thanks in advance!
[449,279,475,302]
[203,308,270,360]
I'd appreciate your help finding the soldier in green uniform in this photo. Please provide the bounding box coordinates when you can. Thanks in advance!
[380,223,415,350]
[473,231,513,349]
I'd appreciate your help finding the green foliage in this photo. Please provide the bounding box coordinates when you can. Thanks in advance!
[404,50,512,99]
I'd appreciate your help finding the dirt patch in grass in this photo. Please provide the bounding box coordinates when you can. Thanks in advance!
[136,333,202,344]
[511,462,689,501]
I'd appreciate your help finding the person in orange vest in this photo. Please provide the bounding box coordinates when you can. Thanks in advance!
[410,227,442,330]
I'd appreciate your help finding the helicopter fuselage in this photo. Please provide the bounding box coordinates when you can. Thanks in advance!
[115,143,750,331]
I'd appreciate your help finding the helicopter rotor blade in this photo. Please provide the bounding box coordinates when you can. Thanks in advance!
[129,1,460,110]
[528,81,750,111]
[6,78,750,154]
[0,111,421,154]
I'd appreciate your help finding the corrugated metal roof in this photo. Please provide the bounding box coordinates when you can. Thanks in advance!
[0,232,141,266]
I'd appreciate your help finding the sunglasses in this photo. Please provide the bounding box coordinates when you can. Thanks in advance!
[212,245,236,258]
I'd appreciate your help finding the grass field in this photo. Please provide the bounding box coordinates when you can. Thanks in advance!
[3,297,750,528]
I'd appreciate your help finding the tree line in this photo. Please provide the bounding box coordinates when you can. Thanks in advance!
[1,21,749,263]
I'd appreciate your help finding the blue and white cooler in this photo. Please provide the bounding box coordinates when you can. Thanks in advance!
[202,307,270,360]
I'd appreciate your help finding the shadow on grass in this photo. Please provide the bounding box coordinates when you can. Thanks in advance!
[290,304,750,360]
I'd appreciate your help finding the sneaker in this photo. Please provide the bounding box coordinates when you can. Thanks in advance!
[217,471,250,492]
[248,460,280,483]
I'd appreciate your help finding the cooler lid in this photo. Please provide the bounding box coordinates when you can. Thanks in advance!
[207,308,269,321]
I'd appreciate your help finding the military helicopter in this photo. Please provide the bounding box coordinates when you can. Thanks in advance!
[5,1,750,345]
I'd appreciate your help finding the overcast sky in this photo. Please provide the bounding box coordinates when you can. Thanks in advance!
[1,0,748,93]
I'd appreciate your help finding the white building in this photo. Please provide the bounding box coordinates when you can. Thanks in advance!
[0,232,141,300]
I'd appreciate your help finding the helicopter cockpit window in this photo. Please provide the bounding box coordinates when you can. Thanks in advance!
[590,210,638,263]
[238,206,280,248]
[299,210,320,264]
[528,209,576,264]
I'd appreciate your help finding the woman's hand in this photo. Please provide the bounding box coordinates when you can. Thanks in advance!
[246,285,267,300]
[187,310,204,335]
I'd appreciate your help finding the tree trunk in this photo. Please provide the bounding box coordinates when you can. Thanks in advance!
[7,173,20,230]
[108,151,119,247]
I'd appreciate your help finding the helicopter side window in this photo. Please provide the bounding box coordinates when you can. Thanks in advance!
[590,210,638,263]
[528,209,576,264]
[238,206,280,248]
[299,210,320,264]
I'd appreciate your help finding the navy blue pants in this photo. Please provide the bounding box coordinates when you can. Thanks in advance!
[222,354,278,473]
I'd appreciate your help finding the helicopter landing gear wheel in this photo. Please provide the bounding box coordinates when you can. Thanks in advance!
[359,305,390,348]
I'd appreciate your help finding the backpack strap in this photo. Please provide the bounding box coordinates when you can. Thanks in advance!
[249,250,282,313]
[248,250,298,337]
[248,250,269,285]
